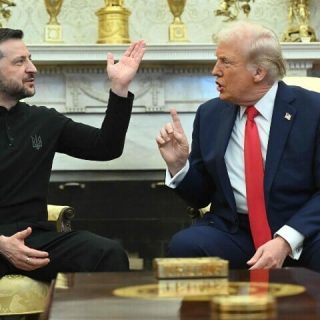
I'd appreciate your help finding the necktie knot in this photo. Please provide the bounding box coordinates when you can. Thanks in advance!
[246,106,259,121]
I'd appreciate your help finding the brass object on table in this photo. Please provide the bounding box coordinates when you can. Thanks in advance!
[158,278,229,298]
[0,0,15,28]
[282,0,317,42]
[113,280,305,300]
[211,295,277,320]
[96,0,130,44]
[167,0,188,42]
[214,0,254,21]
[44,0,64,43]
[153,257,229,279]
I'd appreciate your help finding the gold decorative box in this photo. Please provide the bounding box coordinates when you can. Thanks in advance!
[153,257,229,279]
[211,294,277,319]
[158,278,229,297]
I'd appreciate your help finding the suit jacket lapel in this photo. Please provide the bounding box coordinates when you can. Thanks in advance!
[214,104,238,212]
[265,81,296,204]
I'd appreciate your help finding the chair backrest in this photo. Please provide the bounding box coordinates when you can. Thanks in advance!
[283,76,320,93]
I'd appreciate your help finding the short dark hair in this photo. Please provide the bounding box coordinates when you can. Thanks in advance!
[0,28,24,59]
[0,28,23,43]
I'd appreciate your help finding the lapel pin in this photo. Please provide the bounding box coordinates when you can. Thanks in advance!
[284,112,292,121]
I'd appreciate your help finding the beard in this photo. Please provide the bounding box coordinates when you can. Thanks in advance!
[0,76,35,101]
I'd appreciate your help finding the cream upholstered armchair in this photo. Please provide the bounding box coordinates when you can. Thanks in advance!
[0,205,75,318]
[47,204,75,232]
[283,76,320,93]
[187,204,211,221]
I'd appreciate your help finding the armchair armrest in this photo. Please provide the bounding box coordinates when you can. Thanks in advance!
[47,205,75,232]
[187,204,211,220]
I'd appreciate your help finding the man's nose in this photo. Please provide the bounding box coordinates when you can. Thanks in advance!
[212,62,221,77]
[26,60,37,73]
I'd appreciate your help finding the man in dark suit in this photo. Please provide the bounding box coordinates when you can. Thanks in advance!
[156,21,320,271]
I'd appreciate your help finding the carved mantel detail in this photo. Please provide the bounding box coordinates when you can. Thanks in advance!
[287,60,313,74]
[26,44,320,170]
[29,43,319,115]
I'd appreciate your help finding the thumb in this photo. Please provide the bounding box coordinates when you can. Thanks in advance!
[15,227,32,240]
[107,52,114,67]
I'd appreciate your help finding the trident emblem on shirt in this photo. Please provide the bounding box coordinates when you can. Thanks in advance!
[31,134,42,150]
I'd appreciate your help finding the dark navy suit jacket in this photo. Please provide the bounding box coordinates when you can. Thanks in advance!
[176,81,320,244]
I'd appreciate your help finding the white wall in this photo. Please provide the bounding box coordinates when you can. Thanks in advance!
[5,0,320,45]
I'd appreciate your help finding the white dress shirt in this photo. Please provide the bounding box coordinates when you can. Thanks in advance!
[166,82,304,259]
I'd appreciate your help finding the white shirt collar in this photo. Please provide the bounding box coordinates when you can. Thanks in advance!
[239,82,278,121]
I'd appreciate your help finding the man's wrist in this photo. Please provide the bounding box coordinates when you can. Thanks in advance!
[111,85,129,98]
[168,162,187,177]
[165,161,189,189]
[275,225,304,260]
[274,235,292,256]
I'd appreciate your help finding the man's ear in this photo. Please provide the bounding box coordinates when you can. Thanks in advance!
[252,66,267,82]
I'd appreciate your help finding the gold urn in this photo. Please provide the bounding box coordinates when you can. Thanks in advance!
[96,0,131,44]
[282,0,317,42]
[167,0,188,42]
[44,0,64,43]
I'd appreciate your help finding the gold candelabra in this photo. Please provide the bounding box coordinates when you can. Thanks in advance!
[167,0,188,42]
[214,0,254,21]
[96,0,131,44]
[282,0,317,42]
[44,0,64,43]
[0,0,15,27]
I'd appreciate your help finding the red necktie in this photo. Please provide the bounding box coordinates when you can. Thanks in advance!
[244,106,271,249]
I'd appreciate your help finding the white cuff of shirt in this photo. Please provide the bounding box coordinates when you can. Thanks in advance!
[165,161,190,189]
[275,225,304,260]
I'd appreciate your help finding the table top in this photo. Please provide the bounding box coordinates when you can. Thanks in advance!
[46,268,320,320]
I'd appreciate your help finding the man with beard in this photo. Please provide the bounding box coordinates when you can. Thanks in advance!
[0,28,145,280]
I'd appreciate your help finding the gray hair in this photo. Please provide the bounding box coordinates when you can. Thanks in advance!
[216,21,286,83]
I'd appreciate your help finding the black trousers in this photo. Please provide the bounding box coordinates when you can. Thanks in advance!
[0,229,129,281]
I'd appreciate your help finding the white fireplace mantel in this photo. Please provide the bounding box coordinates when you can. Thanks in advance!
[29,43,320,65]
[26,44,320,172]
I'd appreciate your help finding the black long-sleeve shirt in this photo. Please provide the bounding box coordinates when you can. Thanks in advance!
[0,91,133,232]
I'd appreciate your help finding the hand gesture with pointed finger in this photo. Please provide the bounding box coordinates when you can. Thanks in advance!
[156,108,189,176]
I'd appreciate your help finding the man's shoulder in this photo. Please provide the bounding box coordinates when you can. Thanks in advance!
[18,101,70,128]
[20,101,62,116]
[278,80,320,101]
[198,97,234,114]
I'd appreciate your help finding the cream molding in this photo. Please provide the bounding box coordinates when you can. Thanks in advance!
[29,43,320,64]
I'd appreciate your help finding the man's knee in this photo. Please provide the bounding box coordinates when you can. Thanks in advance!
[73,231,129,272]
[98,238,129,271]
[167,229,201,257]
